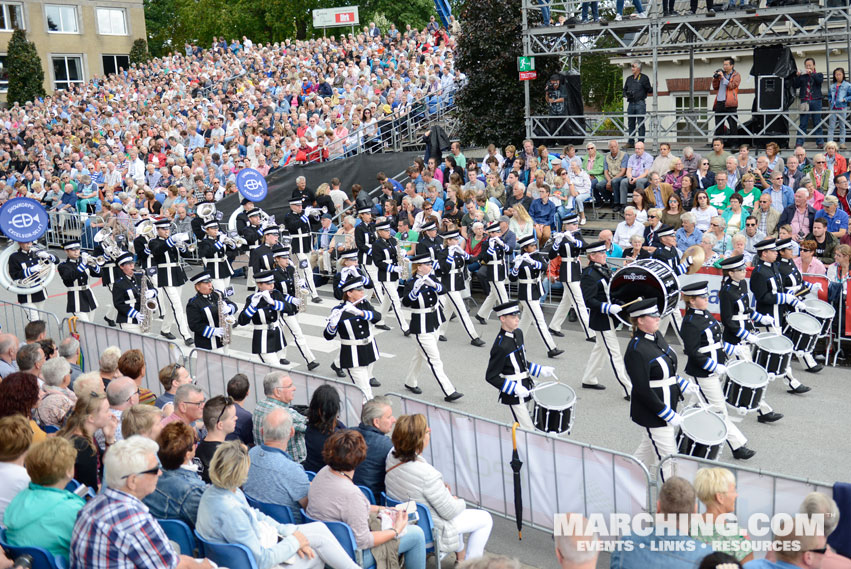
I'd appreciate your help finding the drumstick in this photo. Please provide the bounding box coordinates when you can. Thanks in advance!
[614,296,645,310]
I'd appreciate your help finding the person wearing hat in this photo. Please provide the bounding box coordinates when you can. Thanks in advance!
[401,253,464,402]
[198,220,236,292]
[651,224,696,340]
[236,270,297,365]
[112,253,156,333]
[579,241,633,397]
[324,275,383,399]
[679,281,756,460]
[57,241,100,321]
[132,218,156,288]
[283,197,320,303]
[474,221,511,325]
[485,301,556,429]
[186,271,238,353]
[547,214,593,341]
[332,248,374,302]
[353,206,383,304]
[249,225,279,277]
[149,219,193,345]
[240,208,266,292]
[270,245,320,371]
[717,254,784,424]
[750,238,812,394]
[775,237,823,373]
[623,298,700,481]
[436,230,486,346]
[415,220,441,261]
[235,198,255,235]
[92,227,127,326]
[509,234,564,358]
[372,219,411,334]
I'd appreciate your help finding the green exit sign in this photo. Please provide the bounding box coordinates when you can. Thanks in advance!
[517,57,535,72]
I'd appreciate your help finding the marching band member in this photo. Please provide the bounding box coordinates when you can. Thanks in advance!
[509,234,564,358]
[332,248,374,301]
[401,253,464,402]
[776,237,823,373]
[372,219,410,335]
[624,298,700,481]
[579,240,633,397]
[651,225,695,339]
[354,207,383,304]
[474,221,511,325]
[93,234,123,327]
[57,241,100,321]
[485,301,556,430]
[679,281,755,460]
[249,225,278,276]
[149,218,193,345]
[198,220,235,292]
[283,197,320,302]
[749,238,812,394]
[718,254,783,424]
[186,271,237,354]
[240,208,265,292]
[132,219,160,320]
[8,241,56,314]
[547,214,593,340]
[415,220,441,260]
[112,252,156,334]
[270,245,320,371]
[436,230,486,346]
[236,270,296,365]
[234,198,256,235]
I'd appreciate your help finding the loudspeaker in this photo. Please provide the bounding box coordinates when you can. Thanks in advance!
[757,76,785,112]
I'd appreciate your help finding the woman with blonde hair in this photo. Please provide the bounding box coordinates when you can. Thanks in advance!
[508,203,535,240]
[692,468,753,563]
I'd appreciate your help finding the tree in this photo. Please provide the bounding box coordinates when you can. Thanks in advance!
[6,29,45,105]
[130,38,151,65]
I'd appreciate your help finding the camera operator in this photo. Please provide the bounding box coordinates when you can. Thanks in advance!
[546,74,567,137]
[711,57,741,144]
[793,58,824,148]
[623,61,653,148]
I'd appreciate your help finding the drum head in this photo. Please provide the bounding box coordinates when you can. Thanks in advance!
[680,408,727,445]
[753,333,794,354]
[725,360,769,388]
[786,312,822,335]
[609,259,677,321]
[805,298,836,319]
[532,382,576,411]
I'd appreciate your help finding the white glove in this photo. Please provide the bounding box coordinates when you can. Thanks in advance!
[423,277,438,288]
[539,366,556,378]
[222,303,234,314]
[250,293,262,307]
[291,297,304,307]
[145,289,157,299]
[734,344,751,360]
[684,381,701,395]
[36,250,51,260]
[513,255,524,269]
[341,267,359,279]
[392,265,404,274]
[514,384,531,398]
[135,313,146,324]
[343,302,363,316]
[262,290,274,304]
[758,314,774,327]
[714,363,728,376]
[172,232,190,243]
[211,327,225,338]
[328,309,343,329]
[412,278,425,295]
[793,300,805,312]
[608,304,623,316]
[669,413,684,428]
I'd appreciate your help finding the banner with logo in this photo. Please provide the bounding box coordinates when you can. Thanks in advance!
[235,168,269,202]
[0,197,49,242]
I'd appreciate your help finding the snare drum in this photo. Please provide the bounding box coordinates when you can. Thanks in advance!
[782,312,821,353]
[723,360,769,412]
[676,407,728,460]
[608,259,680,326]
[531,382,577,434]
[750,333,794,375]
[805,298,835,337]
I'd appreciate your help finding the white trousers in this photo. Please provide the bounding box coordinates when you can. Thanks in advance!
[378,281,409,332]
[295,252,318,298]
[476,281,508,320]
[658,310,684,343]
[119,323,142,334]
[21,302,46,321]
[281,314,316,364]
[440,290,481,340]
[453,509,494,560]
[247,265,256,291]
[549,281,593,339]
[258,350,287,365]
[634,425,677,481]
[364,264,384,304]
[692,373,748,450]
[288,522,361,569]
[346,366,373,400]
[102,284,118,321]
[510,402,535,431]
[72,312,91,322]
[405,332,456,396]
[581,329,632,395]
[159,286,190,339]
[519,299,557,351]
[211,278,231,293]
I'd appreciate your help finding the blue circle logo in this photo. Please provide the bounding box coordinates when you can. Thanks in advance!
[0,197,49,242]
[236,168,268,202]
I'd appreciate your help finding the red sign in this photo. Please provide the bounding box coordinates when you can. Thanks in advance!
[335,11,355,23]
[519,71,537,81]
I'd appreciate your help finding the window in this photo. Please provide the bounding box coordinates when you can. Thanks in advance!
[0,3,24,30]
[0,55,7,92]
[102,54,129,76]
[674,95,709,140]
[45,4,77,33]
[52,55,83,90]
[96,7,126,35]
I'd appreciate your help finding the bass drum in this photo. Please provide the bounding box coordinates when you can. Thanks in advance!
[608,259,680,326]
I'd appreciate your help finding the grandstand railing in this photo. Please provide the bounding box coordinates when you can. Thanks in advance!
[0,301,64,343]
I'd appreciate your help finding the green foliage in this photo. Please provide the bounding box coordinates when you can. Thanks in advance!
[6,29,45,105]
[130,38,151,65]
[579,36,623,112]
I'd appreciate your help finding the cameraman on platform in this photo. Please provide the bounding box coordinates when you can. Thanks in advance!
[623,61,653,148]
[546,74,567,137]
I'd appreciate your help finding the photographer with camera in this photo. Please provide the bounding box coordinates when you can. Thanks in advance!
[711,57,741,144]
[546,74,567,137]
[793,58,825,148]
[623,61,653,148]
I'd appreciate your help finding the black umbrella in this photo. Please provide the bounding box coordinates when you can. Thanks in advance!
[510,422,524,540]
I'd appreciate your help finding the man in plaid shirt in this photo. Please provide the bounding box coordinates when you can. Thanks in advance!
[70,436,213,569]
[252,371,307,462]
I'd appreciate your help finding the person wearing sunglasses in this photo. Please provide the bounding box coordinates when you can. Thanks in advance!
[794,239,827,275]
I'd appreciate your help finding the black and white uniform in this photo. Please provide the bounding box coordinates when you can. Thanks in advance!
[579,261,632,395]
[415,234,442,261]
[92,242,122,322]
[236,290,296,363]
[436,246,481,341]
[283,210,318,298]
[250,243,275,276]
[240,222,264,291]
[113,272,146,333]
[401,275,457,397]
[372,236,410,332]
[333,266,374,300]
[509,252,558,351]
[324,299,381,398]
[777,257,819,370]
[475,236,511,320]
[132,235,160,318]
[149,235,191,339]
[548,232,592,339]
[186,290,237,352]
[485,328,548,430]
[198,236,235,292]
[651,245,690,339]
[58,257,100,320]
[272,264,317,365]
[354,222,382,303]
[681,307,748,451]
[8,248,53,312]
[625,329,692,481]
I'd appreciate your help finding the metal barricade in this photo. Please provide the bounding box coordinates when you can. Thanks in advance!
[0,301,65,343]
[46,211,84,249]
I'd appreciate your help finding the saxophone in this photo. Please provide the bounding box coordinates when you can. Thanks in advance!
[395,241,411,279]
[295,277,311,313]
[217,290,234,346]
[138,272,155,333]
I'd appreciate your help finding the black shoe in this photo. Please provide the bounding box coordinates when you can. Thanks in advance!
[586,336,596,343]
[247,286,256,292]
[624,394,631,401]
[805,363,824,373]
[312,296,322,303]
[758,411,784,423]
[403,329,411,337]
[161,332,176,340]
[475,315,488,325]
[405,384,422,395]
[788,384,812,394]
[548,328,565,338]
[375,324,391,331]
[567,309,578,323]
[307,361,320,371]
[184,337,194,346]
[444,391,464,402]
[582,383,607,390]
[707,9,716,15]
[732,446,756,460]
[471,338,486,347]
[330,362,346,378]
[369,377,381,387]
[548,348,564,358]
[438,335,448,342]
[104,317,116,328]
[279,358,290,366]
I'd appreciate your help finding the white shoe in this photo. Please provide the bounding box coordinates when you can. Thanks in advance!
[580,218,587,225]
[614,13,623,20]
[635,10,648,17]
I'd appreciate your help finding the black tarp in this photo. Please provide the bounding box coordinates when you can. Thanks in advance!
[739,44,798,148]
